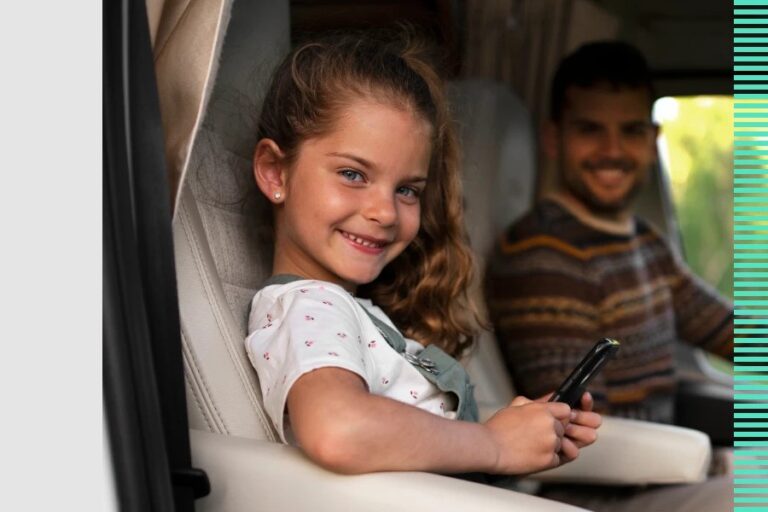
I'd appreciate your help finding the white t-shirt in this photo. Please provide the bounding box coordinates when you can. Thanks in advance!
[245,279,457,443]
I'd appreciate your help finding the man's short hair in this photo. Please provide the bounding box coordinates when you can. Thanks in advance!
[549,41,655,121]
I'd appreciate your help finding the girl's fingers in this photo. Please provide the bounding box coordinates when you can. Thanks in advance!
[564,423,598,448]
[547,401,572,421]
[579,391,594,411]
[559,437,579,462]
[554,416,566,439]
[510,395,533,406]
[571,410,602,429]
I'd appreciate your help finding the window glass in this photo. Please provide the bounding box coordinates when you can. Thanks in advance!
[653,96,734,300]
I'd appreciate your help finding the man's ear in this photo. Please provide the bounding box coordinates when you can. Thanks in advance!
[541,121,560,161]
[253,138,288,203]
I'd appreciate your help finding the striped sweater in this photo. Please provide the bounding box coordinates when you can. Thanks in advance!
[485,199,733,423]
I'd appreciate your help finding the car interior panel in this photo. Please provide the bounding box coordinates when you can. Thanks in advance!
[104,1,732,510]
[157,1,717,510]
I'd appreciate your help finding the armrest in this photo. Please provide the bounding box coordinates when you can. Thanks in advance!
[189,430,588,512]
[530,416,711,485]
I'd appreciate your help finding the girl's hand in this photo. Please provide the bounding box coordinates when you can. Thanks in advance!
[532,391,601,462]
[565,392,601,449]
[483,396,571,474]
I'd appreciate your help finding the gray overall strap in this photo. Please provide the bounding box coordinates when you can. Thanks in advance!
[258,274,478,422]
[360,308,406,352]
[360,308,478,422]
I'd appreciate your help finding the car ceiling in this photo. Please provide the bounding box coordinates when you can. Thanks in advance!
[594,0,731,96]
[290,0,732,96]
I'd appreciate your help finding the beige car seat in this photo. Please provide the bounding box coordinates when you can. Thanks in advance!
[448,78,535,418]
[162,1,712,510]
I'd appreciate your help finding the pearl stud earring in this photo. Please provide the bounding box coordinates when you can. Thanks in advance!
[274,191,282,200]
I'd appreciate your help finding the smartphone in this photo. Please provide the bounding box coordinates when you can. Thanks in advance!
[548,338,620,408]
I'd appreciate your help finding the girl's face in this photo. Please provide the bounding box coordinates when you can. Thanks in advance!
[266,98,432,292]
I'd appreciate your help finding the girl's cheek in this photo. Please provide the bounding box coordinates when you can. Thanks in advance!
[404,209,421,242]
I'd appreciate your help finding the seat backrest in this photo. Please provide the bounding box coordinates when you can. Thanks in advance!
[448,79,537,417]
[173,0,289,440]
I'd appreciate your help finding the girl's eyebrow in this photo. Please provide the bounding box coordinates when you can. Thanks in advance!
[327,151,373,169]
[328,151,428,182]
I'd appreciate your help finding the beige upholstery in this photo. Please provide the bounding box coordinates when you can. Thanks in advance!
[162,1,711,509]
[175,185,275,439]
[449,79,536,416]
[533,417,710,484]
[149,0,234,203]
[190,430,588,512]
[172,0,288,440]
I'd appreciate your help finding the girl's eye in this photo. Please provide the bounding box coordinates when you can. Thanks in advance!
[397,186,421,200]
[339,169,364,182]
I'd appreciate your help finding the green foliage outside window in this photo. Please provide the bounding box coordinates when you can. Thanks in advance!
[655,96,734,300]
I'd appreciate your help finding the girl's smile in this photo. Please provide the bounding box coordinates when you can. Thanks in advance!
[338,229,391,254]
[255,98,432,293]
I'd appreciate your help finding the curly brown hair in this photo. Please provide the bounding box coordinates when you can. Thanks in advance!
[256,29,481,357]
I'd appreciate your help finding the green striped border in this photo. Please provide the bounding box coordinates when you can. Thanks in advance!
[735,2,768,509]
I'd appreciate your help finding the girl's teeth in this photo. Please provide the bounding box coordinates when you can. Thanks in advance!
[343,231,380,248]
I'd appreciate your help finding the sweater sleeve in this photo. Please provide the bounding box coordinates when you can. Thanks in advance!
[669,255,734,360]
[485,237,608,407]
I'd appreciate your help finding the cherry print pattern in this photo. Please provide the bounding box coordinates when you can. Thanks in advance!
[248,285,459,437]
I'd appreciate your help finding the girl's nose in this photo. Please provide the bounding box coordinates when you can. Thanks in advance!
[363,191,397,226]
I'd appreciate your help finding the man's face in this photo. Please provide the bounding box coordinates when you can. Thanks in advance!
[547,85,659,215]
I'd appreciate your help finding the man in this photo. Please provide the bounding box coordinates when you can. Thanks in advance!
[485,41,733,425]
[484,38,734,512]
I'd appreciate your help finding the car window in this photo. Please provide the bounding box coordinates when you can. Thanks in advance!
[654,96,734,299]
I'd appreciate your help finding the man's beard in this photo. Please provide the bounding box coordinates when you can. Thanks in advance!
[561,157,643,216]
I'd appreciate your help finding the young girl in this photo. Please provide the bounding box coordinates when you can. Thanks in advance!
[245,31,601,477]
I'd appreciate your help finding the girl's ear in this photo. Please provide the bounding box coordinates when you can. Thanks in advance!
[253,138,288,203]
